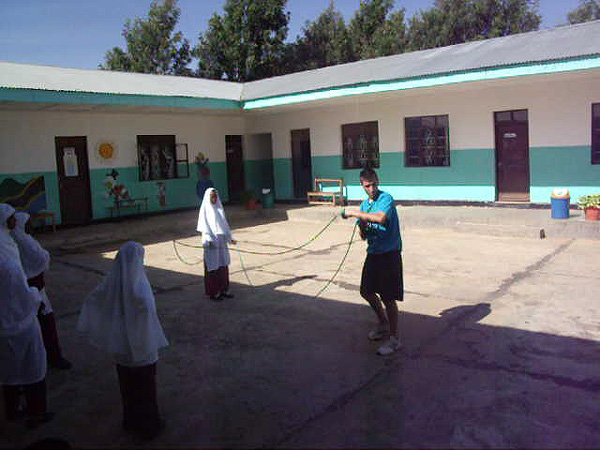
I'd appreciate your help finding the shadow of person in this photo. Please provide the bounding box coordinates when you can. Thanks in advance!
[439,303,491,325]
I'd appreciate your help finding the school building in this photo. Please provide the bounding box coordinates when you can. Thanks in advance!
[1,20,599,225]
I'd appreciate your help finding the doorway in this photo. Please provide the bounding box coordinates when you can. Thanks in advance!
[55,136,92,225]
[226,135,244,203]
[494,110,530,202]
[291,129,313,199]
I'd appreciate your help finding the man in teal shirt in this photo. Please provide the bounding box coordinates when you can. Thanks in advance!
[343,168,403,355]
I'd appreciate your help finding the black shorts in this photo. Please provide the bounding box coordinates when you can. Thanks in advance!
[360,250,403,303]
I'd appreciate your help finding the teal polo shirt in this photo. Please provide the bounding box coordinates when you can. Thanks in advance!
[359,190,402,254]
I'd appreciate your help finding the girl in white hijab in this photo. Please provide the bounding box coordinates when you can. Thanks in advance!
[196,188,236,301]
[77,241,168,439]
[0,203,20,261]
[0,251,53,428]
[11,212,71,370]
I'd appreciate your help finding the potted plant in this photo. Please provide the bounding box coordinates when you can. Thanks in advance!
[577,194,600,221]
[241,190,257,210]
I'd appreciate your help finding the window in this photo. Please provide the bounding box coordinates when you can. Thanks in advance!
[405,115,450,167]
[137,135,189,181]
[341,121,379,169]
[593,103,600,165]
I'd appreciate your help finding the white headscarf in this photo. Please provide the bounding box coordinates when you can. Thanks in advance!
[196,188,232,245]
[11,212,50,279]
[77,241,168,364]
[0,252,41,336]
[0,204,20,262]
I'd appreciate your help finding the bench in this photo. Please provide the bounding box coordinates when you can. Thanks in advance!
[307,178,345,206]
[29,211,56,233]
[106,197,149,218]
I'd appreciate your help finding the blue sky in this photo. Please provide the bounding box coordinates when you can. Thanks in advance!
[0,0,583,70]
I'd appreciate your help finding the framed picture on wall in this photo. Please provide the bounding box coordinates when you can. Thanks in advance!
[341,121,379,169]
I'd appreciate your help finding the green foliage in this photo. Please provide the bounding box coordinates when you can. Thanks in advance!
[100,0,192,76]
[567,0,600,24]
[407,0,541,51]
[282,2,351,73]
[195,0,290,82]
[577,194,600,210]
[348,0,407,60]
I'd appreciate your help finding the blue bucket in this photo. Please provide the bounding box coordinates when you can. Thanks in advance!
[550,189,570,219]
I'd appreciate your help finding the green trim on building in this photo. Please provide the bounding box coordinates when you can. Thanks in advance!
[530,145,600,203]
[0,87,241,110]
[272,158,294,200]
[243,56,600,110]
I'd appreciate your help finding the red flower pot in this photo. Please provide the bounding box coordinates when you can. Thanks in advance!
[584,207,600,221]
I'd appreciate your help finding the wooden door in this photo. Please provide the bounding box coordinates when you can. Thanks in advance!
[291,129,313,199]
[226,135,244,203]
[55,136,92,224]
[495,111,530,202]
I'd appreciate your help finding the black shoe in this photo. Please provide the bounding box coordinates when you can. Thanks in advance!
[49,357,72,370]
[220,292,234,299]
[209,294,223,301]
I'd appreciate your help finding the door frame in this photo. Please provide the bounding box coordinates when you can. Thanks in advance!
[54,136,92,224]
[494,110,530,202]
[290,128,313,199]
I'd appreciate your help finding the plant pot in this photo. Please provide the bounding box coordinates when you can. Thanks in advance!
[245,199,257,210]
[584,207,600,221]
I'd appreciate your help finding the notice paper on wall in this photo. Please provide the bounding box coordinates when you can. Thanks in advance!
[63,147,79,177]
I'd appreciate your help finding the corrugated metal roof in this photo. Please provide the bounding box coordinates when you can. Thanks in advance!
[1,20,598,106]
[242,19,600,100]
[0,61,243,100]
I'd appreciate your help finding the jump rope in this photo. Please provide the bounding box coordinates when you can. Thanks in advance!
[172,208,361,298]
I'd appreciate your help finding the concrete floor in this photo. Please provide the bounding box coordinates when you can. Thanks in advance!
[2,206,600,448]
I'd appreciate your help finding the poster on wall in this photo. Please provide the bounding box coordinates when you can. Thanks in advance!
[63,147,79,177]
[341,121,380,169]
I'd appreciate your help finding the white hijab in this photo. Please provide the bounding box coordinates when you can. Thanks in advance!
[11,212,50,279]
[0,252,41,336]
[77,241,168,363]
[0,204,20,262]
[196,188,232,245]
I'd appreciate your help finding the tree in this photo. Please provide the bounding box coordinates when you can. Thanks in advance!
[348,0,407,60]
[407,0,541,51]
[567,0,600,24]
[100,0,192,76]
[195,0,290,82]
[283,2,352,73]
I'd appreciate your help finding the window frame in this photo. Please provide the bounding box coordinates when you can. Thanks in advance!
[341,121,380,170]
[404,114,450,167]
[137,135,189,181]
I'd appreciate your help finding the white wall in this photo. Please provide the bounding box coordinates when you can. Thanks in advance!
[244,69,600,157]
[0,109,245,174]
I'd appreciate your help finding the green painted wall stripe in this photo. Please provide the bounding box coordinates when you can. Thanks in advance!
[243,56,600,110]
[0,87,241,110]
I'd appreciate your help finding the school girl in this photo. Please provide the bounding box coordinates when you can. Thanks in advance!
[77,241,169,439]
[196,188,236,301]
[0,204,53,429]
[11,212,71,370]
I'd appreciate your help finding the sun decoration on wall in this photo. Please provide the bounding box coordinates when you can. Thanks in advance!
[95,141,117,164]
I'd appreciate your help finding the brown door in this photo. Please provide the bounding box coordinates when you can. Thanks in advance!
[495,110,530,202]
[226,135,244,203]
[291,129,313,199]
[55,136,92,224]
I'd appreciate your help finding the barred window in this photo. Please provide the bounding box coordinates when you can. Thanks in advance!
[405,115,450,167]
[137,135,189,181]
[341,121,380,169]
[593,103,600,165]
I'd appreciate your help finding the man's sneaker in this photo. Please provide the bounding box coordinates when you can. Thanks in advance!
[368,328,388,341]
[376,336,401,355]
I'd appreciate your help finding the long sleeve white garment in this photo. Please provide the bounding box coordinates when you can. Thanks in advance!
[77,241,169,367]
[0,253,46,385]
[196,188,232,271]
[0,204,20,262]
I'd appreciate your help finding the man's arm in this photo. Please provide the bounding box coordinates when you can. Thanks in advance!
[345,209,387,224]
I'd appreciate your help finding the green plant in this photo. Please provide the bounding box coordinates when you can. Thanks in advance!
[577,194,600,210]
